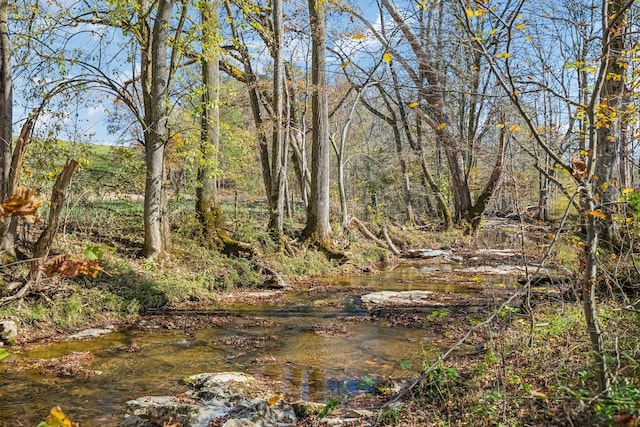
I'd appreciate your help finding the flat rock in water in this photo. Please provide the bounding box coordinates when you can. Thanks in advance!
[68,326,114,340]
[404,249,452,259]
[361,291,441,306]
[457,265,549,276]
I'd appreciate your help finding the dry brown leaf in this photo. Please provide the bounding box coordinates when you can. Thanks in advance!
[0,187,43,222]
[43,255,102,278]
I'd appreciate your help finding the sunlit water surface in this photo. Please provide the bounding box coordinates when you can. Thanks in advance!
[0,264,486,426]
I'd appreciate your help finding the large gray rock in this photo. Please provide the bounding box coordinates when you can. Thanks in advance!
[0,320,17,344]
[121,372,297,427]
[184,372,263,401]
[360,291,441,307]
[124,396,205,426]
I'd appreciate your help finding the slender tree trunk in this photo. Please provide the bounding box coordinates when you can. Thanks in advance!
[196,0,222,246]
[269,0,286,236]
[141,0,173,259]
[303,0,331,243]
[0,0,10,197]
[0,0,15,263]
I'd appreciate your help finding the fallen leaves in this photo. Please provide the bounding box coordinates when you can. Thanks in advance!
[43,255,102,278]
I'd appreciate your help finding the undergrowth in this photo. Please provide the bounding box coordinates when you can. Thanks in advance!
[377,303,640,426]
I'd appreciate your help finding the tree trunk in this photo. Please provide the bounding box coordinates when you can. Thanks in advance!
[196,0,222,247]
[581,184,610,394]
[593,0,626,249]
[0,0,10,198]
[303,0,331,244]
[269,0,286,236]
[0,0,14,262]
[141,0,173,260]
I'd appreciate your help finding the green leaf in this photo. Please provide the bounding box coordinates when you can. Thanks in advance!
[0,348,8,361]
[84,245,116,261]
[400,359,412,369]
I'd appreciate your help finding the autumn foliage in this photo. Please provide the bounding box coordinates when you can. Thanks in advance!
[0,187,43,222]
[42,255,102,279]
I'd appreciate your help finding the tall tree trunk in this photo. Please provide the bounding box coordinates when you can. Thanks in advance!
[269,0,286,236]
[0,0,15,263]
[195,0,222,247]
[303,0,331,244]
[141,0,173,259]
[593,0,626,249]
[0,0,10,197]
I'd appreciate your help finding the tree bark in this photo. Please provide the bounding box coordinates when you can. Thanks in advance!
[30,160,79,282]
[141,0,173,259]
[0,0,10,199]
[303,0,331,244]
[196,0,222,247]
[0,0,14,262]
[269,0,286,236]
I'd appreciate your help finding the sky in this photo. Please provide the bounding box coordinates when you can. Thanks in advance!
[12,0,385,147]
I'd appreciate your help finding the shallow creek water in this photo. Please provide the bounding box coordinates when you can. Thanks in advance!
[0,264,485,426]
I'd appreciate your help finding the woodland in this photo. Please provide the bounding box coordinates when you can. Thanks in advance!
[1,0,640,425]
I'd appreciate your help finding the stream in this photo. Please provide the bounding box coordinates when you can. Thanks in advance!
[0,263,498,426]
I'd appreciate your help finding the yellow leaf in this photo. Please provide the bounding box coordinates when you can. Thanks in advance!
[352,33,365,40]
[340,61,351,69]
[508,124,521,132]
[496,52,510,58]
[622,187,634,195]
[437,122,447,130]
[587,210,607,219]
[45,406,74,427]
[607,135,616,142]
[490,28,498,35]
[268,395,284,405]
[471,36,482,41]
[365,359,377,365]
[496,123,505,128]
[466,9,473,18]
[383,52,392,63]
[601,182,609,191]
[408,102,420,108]
[515,23,526,30]
[611,253,617,260]
[474,8,486,17]
[525,35,532,41]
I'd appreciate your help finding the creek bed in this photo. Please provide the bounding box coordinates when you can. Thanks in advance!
[0,263,511,426]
